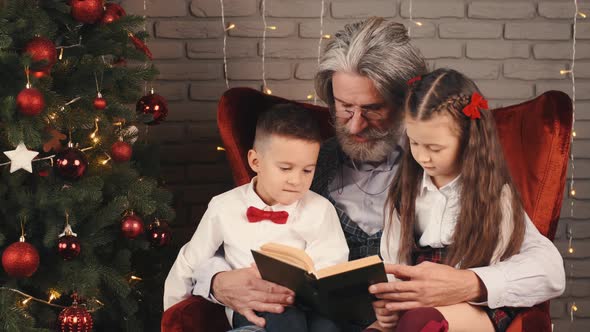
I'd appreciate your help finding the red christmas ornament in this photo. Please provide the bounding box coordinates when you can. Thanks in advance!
[55,147,88,181]
[58,225,81,260]
[147,220,171,247]
[136,89,168,125]
[101,3,126,24]
[121,213,144,239]
[128,33,153,60]
[32,68,50,79]
[24,37,57,72]
[93,93,107,110]
[2,236,40,278]
[111,141,132,162]
[58,295,93,332]
[17,87,45,116]
[70,0,104,24]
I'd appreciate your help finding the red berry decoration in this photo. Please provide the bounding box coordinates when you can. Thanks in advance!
[55,147,88,181]
[136,89,168,125]
[2,236,40,278]
[101,3,126,24]
[58,295,93,332]
[111,141,132,162]
[121,213,144,239]
[147,220,171,247]
[24,37,57,72]
[70,0,104,24]
[17,87,45,116]
[58,225,81,260]
[93,93,107,110]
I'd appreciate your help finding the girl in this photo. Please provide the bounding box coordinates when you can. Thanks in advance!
[371,68,527,332]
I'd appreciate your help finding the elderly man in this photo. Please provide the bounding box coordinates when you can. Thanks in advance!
[170,17,564,332]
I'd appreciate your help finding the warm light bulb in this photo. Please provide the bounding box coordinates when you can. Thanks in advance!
[264,87,272,95]
[415,21,423,26]
[560,69,572,75]
[21,297,32,305]
[322,34,331,39]
[225,23,236,31]
[216,146,226,151]
[572,303,578,312]
[92,137,100,143]
[572,131,577,137]
[130,275,143,281]
[59,48,64,60]
[48,289,61,302]
[268,26,277,30]
[568,247,574,254]
[578,12,587,18]
[571,189,576,197]
[307,94,314,100]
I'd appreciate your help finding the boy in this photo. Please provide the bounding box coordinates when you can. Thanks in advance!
[164,103,349,331]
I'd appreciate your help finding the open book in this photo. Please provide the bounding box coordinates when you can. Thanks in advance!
[251,242,387,322]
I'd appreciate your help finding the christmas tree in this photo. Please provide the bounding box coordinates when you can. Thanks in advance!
[0,0,175,331]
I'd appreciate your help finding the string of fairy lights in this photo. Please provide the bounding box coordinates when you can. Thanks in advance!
[562,0,582,324]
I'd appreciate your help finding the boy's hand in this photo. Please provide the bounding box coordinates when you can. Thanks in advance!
[372,299,399,330]
[211,265,294,327]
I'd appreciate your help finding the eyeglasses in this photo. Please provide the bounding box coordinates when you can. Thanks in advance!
[333,106,387,121]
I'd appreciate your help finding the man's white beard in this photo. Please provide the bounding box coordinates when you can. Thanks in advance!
[335,122,399,163]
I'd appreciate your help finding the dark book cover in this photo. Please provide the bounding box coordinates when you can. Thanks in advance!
[251,250,387,322]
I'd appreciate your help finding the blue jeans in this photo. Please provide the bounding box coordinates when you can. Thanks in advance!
[232,307,341,332]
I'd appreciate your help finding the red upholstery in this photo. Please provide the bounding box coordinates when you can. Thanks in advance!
[161,87,572,332]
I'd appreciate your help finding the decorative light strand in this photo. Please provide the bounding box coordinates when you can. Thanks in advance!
[568,0,578,218]
[314,0,326,104]
[261,0,270,94]
[0,287,104,312]
[220,0,229,88]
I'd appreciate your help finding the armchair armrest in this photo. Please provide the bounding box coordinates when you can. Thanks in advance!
[161,296,231,332]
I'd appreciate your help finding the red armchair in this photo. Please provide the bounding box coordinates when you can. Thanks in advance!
[161,87,572,332]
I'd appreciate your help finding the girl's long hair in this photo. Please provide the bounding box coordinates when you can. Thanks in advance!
[386,68,525,268]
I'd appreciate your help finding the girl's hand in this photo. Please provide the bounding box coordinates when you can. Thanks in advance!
[372,299,399,331]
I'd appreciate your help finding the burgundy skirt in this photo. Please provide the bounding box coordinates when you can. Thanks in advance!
[412,246,520,332]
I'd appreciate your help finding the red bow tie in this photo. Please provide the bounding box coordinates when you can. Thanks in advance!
[246,206,289,224]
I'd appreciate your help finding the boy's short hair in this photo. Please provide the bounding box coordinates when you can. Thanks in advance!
[253,103,322,149]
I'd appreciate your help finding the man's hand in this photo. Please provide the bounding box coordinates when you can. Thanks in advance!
[369,262,486,312]
[372,299,399,330]
[211,265,294,327]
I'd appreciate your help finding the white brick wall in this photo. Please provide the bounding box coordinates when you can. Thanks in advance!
[121,1,590,328]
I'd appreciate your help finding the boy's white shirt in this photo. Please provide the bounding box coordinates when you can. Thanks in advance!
[380,172,565,308]
[163,177,349,322]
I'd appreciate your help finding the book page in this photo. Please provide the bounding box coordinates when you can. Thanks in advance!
[259,242,316,272]
[315,255,382,279]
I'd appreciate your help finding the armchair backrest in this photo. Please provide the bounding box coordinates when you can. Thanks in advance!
[217,88,572,239]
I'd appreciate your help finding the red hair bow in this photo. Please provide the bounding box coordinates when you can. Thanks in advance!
[407,76,421,86]
[462,92,488,119]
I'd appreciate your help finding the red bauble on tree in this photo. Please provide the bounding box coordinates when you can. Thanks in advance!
[57,224,81,260]
[17,87,45,116]
[121,212,144,239]
[2,236,40,278]
[111,140,132,162]
[55,147,88,181]
[93,93,107,110]
[58,295,93,332]
[101,3,126,24]
[147,220,171,247]
[24,37,57,72]
[136,89,168,125]
[70,0,104,24]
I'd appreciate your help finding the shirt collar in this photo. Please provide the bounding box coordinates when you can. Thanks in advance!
[420,171,462,196]
[246,177,300,216]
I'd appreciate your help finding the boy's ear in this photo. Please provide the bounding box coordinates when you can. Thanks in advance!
[247,149,260,173]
